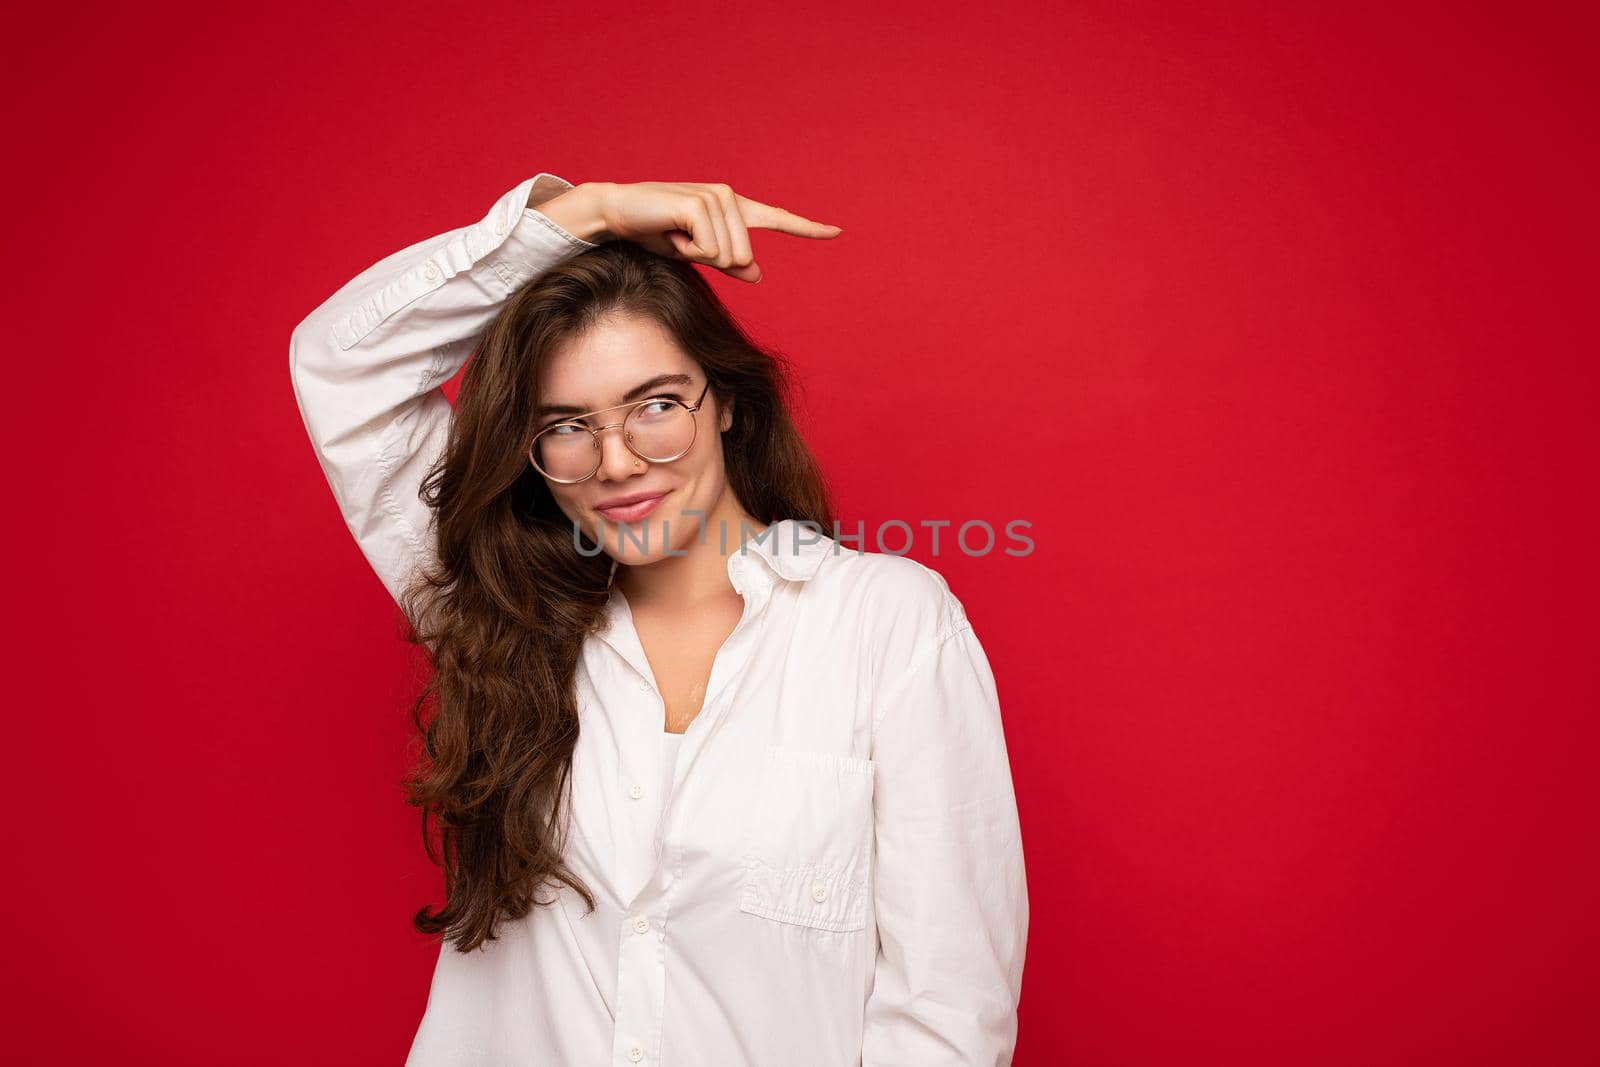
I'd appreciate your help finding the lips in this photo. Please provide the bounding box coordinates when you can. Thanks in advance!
[595,490,669,523]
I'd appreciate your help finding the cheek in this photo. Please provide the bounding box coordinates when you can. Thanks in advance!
[691,429,729,475]
[680,448,726,494]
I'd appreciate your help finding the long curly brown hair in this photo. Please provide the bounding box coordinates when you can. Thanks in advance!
[396,240,834,952]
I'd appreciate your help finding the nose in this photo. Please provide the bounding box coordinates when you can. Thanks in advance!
[593,420,644,482]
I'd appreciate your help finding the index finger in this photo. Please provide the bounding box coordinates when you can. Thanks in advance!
[735,195,843,238]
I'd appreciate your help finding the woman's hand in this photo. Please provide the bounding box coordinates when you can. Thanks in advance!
[538,181,841,284]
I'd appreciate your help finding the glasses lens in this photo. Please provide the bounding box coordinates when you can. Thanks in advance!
[625,399,696,461]
[530,400,697,481]
[532,424,599,481]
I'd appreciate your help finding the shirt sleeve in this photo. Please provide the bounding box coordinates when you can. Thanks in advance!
[862,620,1030,1065]
[288,173,597,613]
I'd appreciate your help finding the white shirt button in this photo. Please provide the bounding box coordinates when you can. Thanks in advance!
[494,218,508,236]
[811,881,828,903]
[422,261,439,280]
[629,783,644,799]
[628,1047,643,1062]
[637,679,652,693]
[632,915,650,934]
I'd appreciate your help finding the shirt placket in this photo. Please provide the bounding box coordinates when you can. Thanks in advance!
[604,553,779,1067]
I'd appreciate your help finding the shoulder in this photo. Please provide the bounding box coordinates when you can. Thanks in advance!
[807,546,972,666]
[797,546,997,739]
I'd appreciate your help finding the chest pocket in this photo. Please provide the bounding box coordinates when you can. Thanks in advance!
[738,743,877,933]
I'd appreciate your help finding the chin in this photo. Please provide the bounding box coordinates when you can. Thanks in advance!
[597,512,699,564]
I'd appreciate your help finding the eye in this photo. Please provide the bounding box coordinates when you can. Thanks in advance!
[542,422,586,437]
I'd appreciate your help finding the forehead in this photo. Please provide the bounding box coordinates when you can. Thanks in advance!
[537,313,696,407]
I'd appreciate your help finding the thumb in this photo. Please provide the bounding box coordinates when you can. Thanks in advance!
[668,229,711,259]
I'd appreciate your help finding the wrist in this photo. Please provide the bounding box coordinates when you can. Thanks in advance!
[537,182,613,245]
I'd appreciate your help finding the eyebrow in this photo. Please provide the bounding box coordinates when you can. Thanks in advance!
[535,373,697,420]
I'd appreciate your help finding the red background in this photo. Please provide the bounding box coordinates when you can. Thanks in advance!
[6,1,1595,1063]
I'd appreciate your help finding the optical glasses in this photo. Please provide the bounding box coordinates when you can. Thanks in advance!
[528,379,713,484]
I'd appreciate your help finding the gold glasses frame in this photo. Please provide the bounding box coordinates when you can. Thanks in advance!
[528,379,713,484]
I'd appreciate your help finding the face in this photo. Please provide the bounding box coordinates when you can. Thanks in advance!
[533,313,737,566]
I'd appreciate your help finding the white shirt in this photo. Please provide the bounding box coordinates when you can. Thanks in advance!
[656,730,685,850]
[659,729,686,811]
[289,172,1029,1066]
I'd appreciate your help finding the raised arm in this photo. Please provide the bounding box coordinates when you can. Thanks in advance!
[289,174,843,612]
[287,173,601,610]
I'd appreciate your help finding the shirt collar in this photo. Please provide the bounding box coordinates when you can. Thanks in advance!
[594,519,844,675]
[728,518,840,585]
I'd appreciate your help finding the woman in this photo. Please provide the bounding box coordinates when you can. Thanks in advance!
[289,173,1029,1065]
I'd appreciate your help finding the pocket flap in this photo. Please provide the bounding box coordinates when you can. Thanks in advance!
[740,859,868,932]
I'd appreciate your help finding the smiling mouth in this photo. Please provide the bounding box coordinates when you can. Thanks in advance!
[595,491,669,523]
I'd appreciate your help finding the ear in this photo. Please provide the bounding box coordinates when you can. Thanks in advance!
[719,394,735,433]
